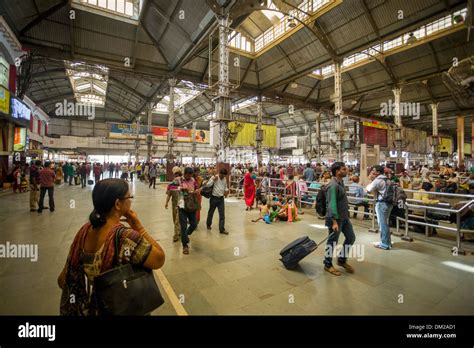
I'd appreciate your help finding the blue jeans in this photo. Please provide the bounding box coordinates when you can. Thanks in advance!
[375,202,393,249]
[323,217,356,267]
[179,208,197,247]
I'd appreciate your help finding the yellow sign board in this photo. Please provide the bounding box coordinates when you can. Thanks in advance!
[438,137,452,154]
[0,86,10,114]
[362,121,389,129]
[228,122,277,148]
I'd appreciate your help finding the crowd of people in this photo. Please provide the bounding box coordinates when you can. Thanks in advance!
[4,155,471,315]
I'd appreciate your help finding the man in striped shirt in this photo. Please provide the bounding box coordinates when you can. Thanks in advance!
[323,162,356,276]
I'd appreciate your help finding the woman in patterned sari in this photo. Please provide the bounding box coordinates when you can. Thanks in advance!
[244,167,256,211]
[57,178,165,315]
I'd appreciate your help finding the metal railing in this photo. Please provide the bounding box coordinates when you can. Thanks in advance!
[393,188,474,254]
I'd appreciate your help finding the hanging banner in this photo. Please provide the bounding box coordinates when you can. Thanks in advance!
[280,136,298,149]
[438,137,453,154]
[228,122,278,148]
[14,127,27,151]
[107,122,210,143]
[0,86,10,114]
[0,56,9,89]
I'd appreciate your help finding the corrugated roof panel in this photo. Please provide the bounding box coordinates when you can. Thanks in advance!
[327,14,374,52]
[371,0,444,35]
[75,8,137,41]
[27,20,70,46]
[78,30,134,56]
[255,48,285,70]
[134,41,168,65]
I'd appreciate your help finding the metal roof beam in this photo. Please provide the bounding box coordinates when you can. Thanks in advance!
[361,0,381,40]
[304,79,321,102]
[108,76,148,100]
[20,0,68,35]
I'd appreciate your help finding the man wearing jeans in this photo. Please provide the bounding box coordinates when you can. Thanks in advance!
[206,168,229,235]
[323,162,356,276]
[366,165,392,250]
[38,161,56,213]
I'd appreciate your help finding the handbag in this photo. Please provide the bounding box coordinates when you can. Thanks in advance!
[93,227,164,315]
[183,192,201,212]
[201,181,213,199]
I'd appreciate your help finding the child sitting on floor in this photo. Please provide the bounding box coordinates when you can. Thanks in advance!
[252,199,272,224]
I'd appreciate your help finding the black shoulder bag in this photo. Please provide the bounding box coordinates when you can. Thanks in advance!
[93,227,164,315]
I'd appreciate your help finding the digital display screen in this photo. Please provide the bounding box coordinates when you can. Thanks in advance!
[13,127,26,151]
[11,97,31,121]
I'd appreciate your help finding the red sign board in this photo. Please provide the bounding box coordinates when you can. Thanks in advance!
[363,126,387,147]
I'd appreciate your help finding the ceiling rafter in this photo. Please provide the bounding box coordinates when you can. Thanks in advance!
[20,0,68,35]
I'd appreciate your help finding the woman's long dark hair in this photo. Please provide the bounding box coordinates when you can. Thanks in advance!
[89,179,129,228]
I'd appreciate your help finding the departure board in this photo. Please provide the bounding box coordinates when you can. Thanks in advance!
[363,125,387,147]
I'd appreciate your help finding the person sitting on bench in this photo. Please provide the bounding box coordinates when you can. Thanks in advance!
[348,175,369,220]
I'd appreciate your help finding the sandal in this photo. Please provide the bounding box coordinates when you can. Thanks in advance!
[324,266,341,276]
[183,246,189,255]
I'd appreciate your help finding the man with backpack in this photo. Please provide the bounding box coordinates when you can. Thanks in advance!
[322,162,356,276]
[366,165,394,250]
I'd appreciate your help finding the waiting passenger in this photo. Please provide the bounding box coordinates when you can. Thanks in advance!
[57,178,165,315]
[319,171,332,186]
[348,176,369,220]
[411,173,423,190]
[303,163,315,182]
[367,165,392,250]
[399,171,411,189]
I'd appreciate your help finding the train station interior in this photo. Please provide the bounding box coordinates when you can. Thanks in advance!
[0,0,473,316]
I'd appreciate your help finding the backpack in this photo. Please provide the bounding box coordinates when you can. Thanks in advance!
[381,179,407,208]
[315,185,328,216]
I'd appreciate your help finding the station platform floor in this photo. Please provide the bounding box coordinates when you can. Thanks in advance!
[0,178,473,316]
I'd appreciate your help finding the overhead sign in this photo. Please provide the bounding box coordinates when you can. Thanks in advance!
[292,148,304,156]
[362,121,389,129]
[0,56,9,89]
[0,86,10,114]
[13,127,27,152]
[227,122,278,148]
[11,97,31,121]
[108,122,210,143]
[280,136,298,149]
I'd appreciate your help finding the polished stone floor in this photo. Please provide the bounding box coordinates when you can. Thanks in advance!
[0,176,473,316]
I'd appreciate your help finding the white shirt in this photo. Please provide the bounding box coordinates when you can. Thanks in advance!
[207,176,228,197]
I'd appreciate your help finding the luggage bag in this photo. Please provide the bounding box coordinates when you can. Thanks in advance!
[279,233,333,269]
[88,179,94,185]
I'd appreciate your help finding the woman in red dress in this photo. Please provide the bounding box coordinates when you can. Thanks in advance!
[244,167,256,211]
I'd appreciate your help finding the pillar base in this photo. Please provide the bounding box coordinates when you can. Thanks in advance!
[401,235,413,242]
[368,228,379,233]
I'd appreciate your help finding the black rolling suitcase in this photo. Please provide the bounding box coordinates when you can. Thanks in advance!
[88,179,94,185]
[279,233,333,269]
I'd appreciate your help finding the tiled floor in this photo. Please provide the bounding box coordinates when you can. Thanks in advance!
[0,177,473,315]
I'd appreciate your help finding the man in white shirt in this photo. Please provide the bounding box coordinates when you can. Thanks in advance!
[420,165,430,178]
[206,168,229,235]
